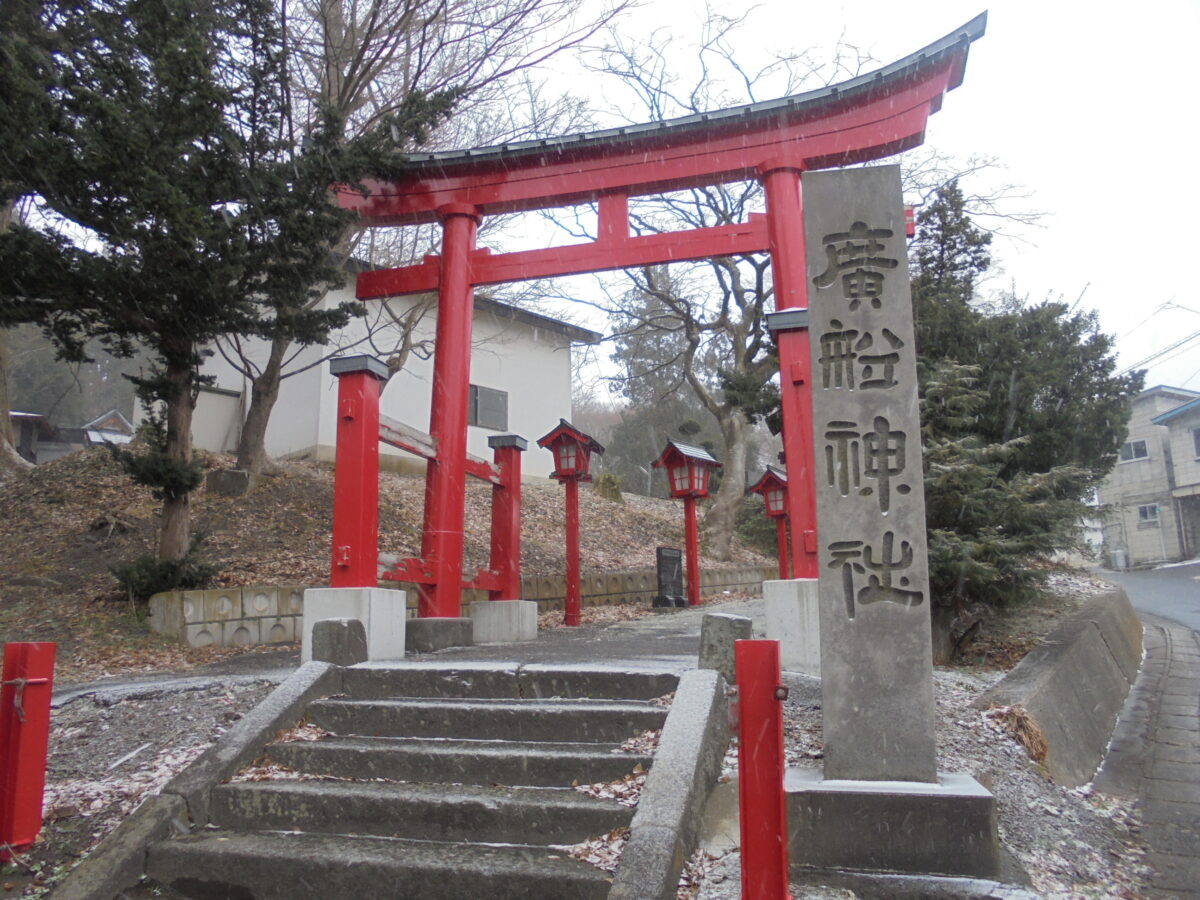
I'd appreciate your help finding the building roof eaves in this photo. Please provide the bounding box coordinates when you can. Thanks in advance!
[1151,396,1200,425]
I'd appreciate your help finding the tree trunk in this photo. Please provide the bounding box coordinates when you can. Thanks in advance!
[159,362,196,561]
[0,202,30,475]
[235,334,288,475]
[702,408,750,562]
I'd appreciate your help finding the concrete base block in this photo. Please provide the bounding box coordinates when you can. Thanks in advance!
[311,618,369,666]
[469,600,538,644]
[406,617,474,653]
[764,578,820,676]
[786,767,1000,878]
[698,613,752,684]
[301,588,407,663]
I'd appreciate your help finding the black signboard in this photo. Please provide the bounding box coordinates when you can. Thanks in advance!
[653,546,685,608]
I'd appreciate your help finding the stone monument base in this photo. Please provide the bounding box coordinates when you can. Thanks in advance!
[786,767,1000,878]
[301,588,406,663]
[470,599,538,643]
[763,578,820,676]
[406,616,474,653]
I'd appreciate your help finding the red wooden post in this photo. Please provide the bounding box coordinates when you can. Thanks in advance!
[735,639,790,899]
[488,435,527,602]
[329,356,388,588]
[761,164,818,580]
[775,518,791,580]
[420,203,481,618]
[564,477,582,626]
[684,495,701,607]
[0,642,56,861]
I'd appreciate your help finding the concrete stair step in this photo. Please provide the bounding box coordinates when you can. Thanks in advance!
[267,735,653,787]
[211,780,633,844]
[146,831,613,900]
[307,696,667,742]
[343,664,679,701]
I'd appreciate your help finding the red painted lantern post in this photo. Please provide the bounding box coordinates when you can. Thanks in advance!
[735,639,790,899]
[653,440,722,607]
[487,435,527,601]
[0,642,56,861]
[538,421,604,626]
[750,466,791,580]
[329,356,388,588]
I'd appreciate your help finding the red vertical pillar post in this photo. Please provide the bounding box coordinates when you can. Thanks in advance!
[0,642,56,861]
[488,435,527,602]
[761,164,818,579]
[420,203,480,618]
[564,477,582,626]
[775,518,791,580]
[684,495,701,607]
[736,639,790,900]
[329,356,388,588]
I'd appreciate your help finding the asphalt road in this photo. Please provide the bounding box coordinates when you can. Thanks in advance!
[1099,559,1200,632]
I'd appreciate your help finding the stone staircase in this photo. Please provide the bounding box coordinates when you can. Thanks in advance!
[142,665,678,899]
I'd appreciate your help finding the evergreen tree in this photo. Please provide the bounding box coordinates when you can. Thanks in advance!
[911,182,1141,653]
[0,0,452,560]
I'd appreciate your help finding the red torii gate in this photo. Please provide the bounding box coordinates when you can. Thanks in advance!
[337,13,986,620]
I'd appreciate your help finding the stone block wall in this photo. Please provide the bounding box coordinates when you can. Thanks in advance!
[149,565,775,647]
[149,586,307,648]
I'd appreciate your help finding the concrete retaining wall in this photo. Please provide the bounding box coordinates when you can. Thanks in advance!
[150,564,775,647]
[973,588,1143,787]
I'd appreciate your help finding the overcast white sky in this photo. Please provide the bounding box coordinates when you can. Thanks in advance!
[534,0,1200,391]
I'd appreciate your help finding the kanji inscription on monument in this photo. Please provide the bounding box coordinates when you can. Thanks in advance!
[803,165,937,783]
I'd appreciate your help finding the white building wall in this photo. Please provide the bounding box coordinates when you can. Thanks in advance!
[195,285,583,480]
[1098,387,1199,566]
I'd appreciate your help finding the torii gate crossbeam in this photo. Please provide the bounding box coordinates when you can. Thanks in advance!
[338,13,986,619]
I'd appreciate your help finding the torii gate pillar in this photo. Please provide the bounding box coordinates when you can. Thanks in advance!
[761,164,819,579]
[420,204,480,618]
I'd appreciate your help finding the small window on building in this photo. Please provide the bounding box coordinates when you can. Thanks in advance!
[468,384,508,431]
[1119,439,1149,462]
[1192,427,1200,460]
[1137,504,1160,527]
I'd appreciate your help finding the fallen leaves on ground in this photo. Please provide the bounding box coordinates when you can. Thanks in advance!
[273,722,333,743]
[983,704,1049,763]
[573,766,646,807]
[613,729,660,755]
[676,848,730,899]
[0,448,769,682]
[553,826,629,873]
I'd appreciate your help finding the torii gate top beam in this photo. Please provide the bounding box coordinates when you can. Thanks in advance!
[338,13,985,227]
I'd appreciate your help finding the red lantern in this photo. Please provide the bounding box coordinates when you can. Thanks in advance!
[654,440,720,499]
[538,419,603,483]
[749,466,791,579]
[537,420,605,626]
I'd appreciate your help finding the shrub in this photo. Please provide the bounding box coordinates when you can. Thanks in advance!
[593,472,624,503]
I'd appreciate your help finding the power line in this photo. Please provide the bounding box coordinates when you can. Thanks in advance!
[1117,328,1200,376]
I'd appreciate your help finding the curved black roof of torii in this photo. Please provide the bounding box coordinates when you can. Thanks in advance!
[342,12,987,225]
[400,12,986,173]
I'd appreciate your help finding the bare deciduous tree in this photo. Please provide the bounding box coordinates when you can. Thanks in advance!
[229,0,626,477]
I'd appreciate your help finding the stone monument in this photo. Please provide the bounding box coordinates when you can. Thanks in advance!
[787,165,1000,877]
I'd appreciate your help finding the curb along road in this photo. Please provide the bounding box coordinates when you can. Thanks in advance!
[1097,613,1200,898]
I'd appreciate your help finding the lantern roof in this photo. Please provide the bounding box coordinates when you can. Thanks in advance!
[749,465,788,495]
[652,440,722,471]
[536,419,605,455]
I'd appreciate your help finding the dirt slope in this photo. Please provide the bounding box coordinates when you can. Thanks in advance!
[0,448,767,682]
